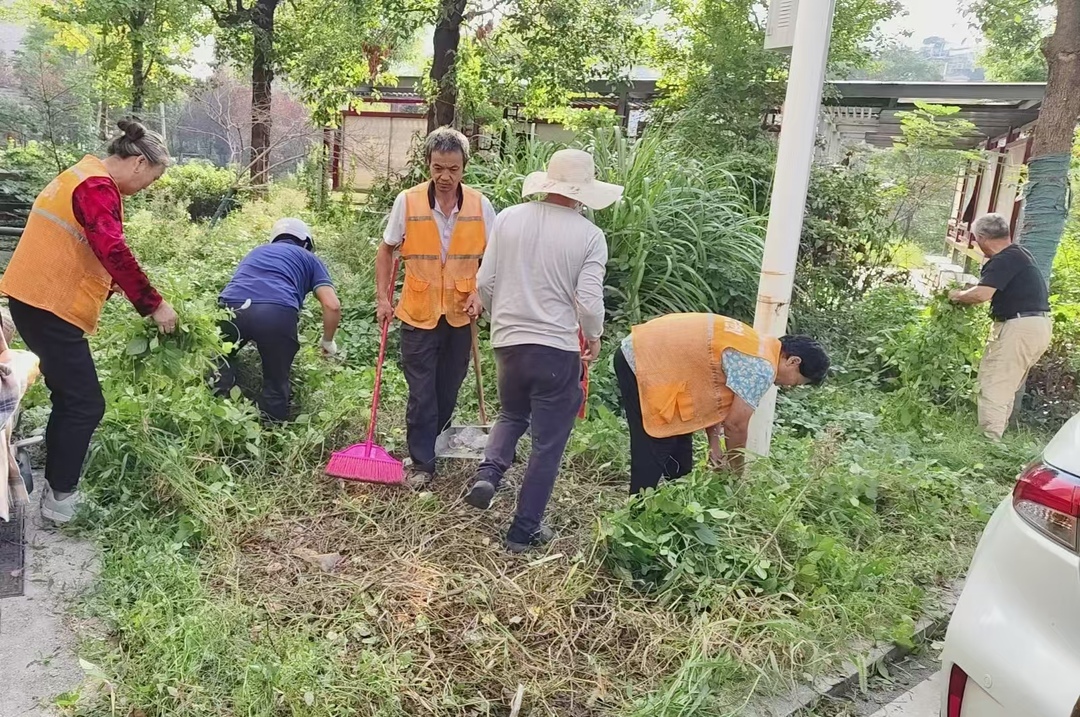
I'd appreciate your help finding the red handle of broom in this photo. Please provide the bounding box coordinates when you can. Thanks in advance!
[367,257,399,444]
[578,329,589,420]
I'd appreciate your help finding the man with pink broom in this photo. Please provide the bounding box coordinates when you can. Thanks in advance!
[375,128,497,489]
[464,148,622,552]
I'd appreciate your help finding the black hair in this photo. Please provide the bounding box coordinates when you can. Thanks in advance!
[272,233,315,252]
[779,335,830,385]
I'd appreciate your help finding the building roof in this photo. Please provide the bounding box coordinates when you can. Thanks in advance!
[823,81,1045,148]
[351,76,659,112]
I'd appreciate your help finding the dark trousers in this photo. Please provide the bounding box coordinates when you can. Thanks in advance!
[8,298,105,494]
[400,317,472,474]
[614,349,694,495]
[476,344,582,543]
[214,303,300,423]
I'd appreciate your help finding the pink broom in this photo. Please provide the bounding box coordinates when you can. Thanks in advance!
[326,260,404,484]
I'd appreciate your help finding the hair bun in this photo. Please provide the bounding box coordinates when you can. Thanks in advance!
[117,118,146,142]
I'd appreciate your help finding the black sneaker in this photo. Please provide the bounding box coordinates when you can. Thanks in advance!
[505,525,556,553]
[464,480,495,510]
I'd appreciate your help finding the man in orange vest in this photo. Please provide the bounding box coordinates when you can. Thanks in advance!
[375,128,496,488]
[614,314,829,494]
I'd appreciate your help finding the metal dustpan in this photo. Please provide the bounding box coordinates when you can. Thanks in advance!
[436,321,492,460]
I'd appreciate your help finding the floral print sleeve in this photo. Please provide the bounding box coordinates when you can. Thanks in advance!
[721,349,775,409]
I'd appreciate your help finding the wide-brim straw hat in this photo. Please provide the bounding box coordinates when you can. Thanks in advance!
[522,148,624,210]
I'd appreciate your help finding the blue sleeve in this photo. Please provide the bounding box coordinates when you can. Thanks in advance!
[307,255,333,294]
[721,349,776,409]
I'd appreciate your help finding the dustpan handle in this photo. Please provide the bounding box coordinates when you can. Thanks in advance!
[471,320,487,425]
[368,257,399,444]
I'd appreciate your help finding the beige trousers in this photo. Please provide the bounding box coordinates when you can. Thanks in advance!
[977,316,1052,440]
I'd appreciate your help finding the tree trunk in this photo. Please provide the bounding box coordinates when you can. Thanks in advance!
[250,0,279,190]
[130,11,147,116]
[131,35,145,115]
[1018,0,1080,283]
[427,0,467,133]
[97,99,108,141]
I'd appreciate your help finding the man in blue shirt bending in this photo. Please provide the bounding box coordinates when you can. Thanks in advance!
[215,218,342,422]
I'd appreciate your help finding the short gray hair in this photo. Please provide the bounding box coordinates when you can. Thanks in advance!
[106,118,170,167]
[424,127,469,165]
[973,213,1011,241]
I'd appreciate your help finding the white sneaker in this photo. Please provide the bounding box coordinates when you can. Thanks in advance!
[41,488,82,524]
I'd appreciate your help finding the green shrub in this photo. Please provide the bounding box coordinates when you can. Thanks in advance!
[1027,233,1080,427]
[145,160,241,222]
[791,284,921,381]
[801,164,902,305]
[0,140,81,220]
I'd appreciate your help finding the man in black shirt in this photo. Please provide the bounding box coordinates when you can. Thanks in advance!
[950,213,1052,439]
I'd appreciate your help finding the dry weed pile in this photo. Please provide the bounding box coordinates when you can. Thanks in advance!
[223,459,696,716]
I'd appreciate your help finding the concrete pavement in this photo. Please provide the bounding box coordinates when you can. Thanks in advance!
[868,675,941,717]
[0,487,97,717]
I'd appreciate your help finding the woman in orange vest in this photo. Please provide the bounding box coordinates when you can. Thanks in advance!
[0,119,177,524]
[614,313,829,494]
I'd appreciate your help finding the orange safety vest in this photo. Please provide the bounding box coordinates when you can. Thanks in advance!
[632,313,781,438]
[0,155,120,335]
[395,182,487,330]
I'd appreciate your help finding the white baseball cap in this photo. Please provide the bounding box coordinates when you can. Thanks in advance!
[270,218,314,249]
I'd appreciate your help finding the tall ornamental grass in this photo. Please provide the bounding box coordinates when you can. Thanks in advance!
[467,128,766,325]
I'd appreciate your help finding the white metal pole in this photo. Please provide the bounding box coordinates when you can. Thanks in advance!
[746,0,837,456]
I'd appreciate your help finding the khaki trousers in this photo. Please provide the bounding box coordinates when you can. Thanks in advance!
[977,316,1052,440]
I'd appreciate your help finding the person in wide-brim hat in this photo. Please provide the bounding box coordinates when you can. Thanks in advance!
[521,148,624,210]
[463,147,623,553]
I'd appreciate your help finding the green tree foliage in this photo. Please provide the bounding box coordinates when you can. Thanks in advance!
[476,0,642,116]
[651,0,902,147]
[849,40,945,81]
[871,102,979,247]
[45,0,206,114]
[9,23,97,161]
[203,0,430,185]
[425,0,642,130]
[277,0,429,126]
[968,0,1051,81]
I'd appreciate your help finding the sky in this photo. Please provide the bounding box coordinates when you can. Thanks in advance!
[883,0,977,47]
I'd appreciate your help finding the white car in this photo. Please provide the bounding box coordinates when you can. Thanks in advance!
[939,413,1080,717]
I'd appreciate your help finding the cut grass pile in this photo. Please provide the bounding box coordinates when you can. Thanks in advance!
[27,190,1048,717]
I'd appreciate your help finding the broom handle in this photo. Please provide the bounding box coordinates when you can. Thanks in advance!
[368,256,399,444]
[471,319,487,424]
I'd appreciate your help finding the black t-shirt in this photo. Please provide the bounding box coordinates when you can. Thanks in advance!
[979,244,1050,321]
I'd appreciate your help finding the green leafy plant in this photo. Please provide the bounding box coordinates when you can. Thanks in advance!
[881,292,989,426]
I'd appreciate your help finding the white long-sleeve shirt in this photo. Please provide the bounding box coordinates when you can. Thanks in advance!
[477,201,607,352]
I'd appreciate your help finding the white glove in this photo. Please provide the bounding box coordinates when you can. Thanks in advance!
[320,339,338,356]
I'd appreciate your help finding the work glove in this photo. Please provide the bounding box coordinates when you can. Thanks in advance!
[320,339,338,357]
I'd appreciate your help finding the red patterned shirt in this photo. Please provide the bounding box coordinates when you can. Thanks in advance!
[71,177,162,316]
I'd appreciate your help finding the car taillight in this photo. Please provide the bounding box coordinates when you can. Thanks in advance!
[947,664,968,717]
[1013,461,1080,553]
